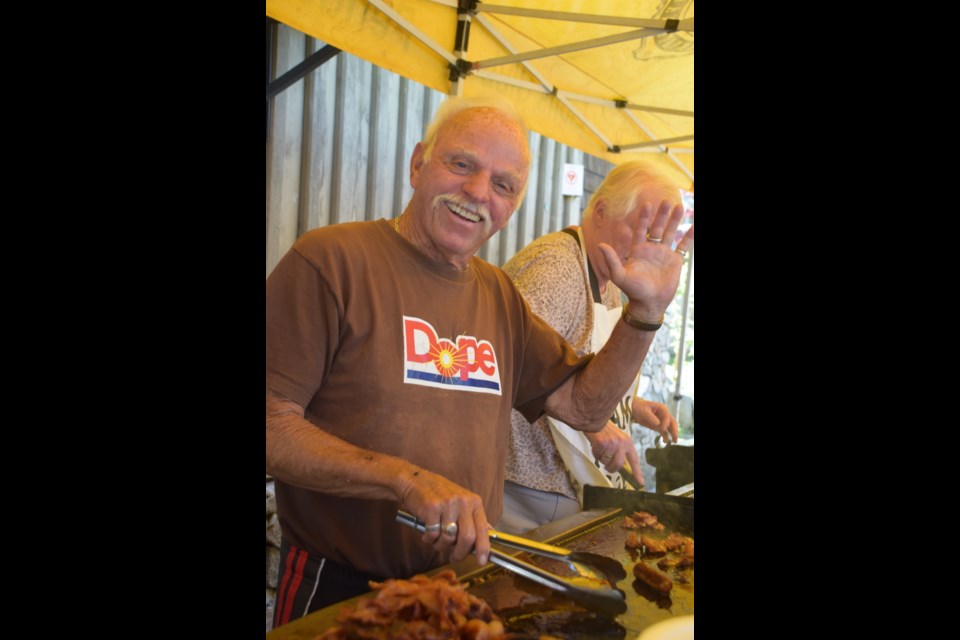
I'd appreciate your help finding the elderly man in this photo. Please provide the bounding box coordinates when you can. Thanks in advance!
[266,95,694,625]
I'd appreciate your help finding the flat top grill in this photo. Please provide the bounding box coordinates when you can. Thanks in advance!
[268,489,693,640]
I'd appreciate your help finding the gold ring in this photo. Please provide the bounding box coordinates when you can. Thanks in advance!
[648,236,662,243]
[676,248,687,258]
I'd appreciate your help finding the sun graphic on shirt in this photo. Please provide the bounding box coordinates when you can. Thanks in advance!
[430,339,466,379]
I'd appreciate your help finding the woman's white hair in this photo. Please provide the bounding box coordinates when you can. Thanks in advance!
[584,160,681,222]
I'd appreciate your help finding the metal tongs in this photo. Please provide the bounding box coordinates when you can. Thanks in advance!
[396,510,627,616]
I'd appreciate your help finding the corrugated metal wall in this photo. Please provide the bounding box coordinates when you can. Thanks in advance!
[266,21,613,277]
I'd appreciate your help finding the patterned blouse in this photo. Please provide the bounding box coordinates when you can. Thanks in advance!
[501,229,623,498]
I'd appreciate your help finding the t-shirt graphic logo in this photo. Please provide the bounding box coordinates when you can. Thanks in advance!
[402,316,501,395]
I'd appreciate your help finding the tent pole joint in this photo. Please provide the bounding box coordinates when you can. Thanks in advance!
[608,145,622,153]
[614,99,627,109]
[448,58,473,81]
[665,19,679,31]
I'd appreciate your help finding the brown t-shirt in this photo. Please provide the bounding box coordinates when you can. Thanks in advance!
[265,219,589,578]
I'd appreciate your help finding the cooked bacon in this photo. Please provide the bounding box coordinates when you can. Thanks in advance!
[621,517,639,529]
[626,511,665,531]
[657,556,694,571]
[631,510,656,525]
[624,532,642,549]
[316,570,505,639]
[633,562,673,594]
[631,511,657,526]
[682,538,694,559]
[662,533,686,552]
[640,535,667,556]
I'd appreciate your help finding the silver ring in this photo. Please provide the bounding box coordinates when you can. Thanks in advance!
[442,521,458,537]
[424,523,442,533]
[676,248,687,258]
[648,236,662,243]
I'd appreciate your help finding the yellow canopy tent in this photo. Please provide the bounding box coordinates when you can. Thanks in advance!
[265,0,694,190]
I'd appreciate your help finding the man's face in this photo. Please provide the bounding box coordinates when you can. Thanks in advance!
[409,108,529,267]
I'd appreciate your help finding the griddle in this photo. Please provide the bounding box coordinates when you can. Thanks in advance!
[267,489,693,639]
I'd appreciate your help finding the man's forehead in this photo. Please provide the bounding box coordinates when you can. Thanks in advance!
[441,108,526,144]
[438,111,529,168]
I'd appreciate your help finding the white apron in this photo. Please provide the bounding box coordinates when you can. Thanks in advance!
[548,228,639,504]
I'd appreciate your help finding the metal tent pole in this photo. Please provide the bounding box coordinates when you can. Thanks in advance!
[672,244,694,424]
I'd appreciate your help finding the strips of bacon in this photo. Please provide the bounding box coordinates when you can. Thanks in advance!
[316,570,506,640]
[621,510,665,531]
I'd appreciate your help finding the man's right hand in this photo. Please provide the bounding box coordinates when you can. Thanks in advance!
[398,470,491,566]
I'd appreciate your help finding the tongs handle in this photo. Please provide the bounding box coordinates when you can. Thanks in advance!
[396,510,572,564]
[395,509,627,617]
[395,511,559,585]
[397,511,595,576]
[486,529,573,562]
[397,510,583,563]
[396,510,428,532]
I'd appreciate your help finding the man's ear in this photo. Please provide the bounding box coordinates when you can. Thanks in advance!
[593,199,607,226]
[410,142,425,187]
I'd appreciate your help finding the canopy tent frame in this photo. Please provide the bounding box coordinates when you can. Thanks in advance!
[360,0,694,183]
[267,0,694,187]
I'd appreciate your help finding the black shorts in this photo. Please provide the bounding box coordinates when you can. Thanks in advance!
[272,538,383,628]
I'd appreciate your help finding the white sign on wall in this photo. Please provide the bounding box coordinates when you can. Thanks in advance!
[561,163,584,196]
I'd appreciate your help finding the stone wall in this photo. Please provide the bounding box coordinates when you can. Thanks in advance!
[633,307,692,493]
[266,477,280,632]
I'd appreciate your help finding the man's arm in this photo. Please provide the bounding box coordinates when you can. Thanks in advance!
[543,200,694,432]
[542,318,658,431]
[265,390,491,565]
[266,391,421,501]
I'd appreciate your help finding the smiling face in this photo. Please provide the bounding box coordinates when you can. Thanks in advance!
[404,107,530,269]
